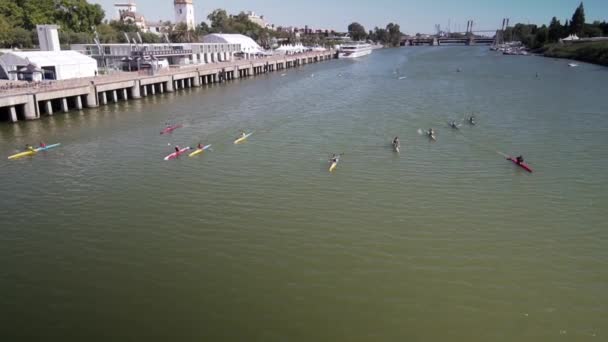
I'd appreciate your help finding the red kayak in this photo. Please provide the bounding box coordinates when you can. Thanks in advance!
[160,124,182,135]
[164,147,190,161]
[507,157,533,173]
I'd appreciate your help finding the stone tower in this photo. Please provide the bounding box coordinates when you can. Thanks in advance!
[174,0,195,30]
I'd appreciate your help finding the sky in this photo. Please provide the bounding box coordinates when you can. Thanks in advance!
[91,0,608,34]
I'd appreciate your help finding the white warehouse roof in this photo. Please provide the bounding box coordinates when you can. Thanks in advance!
[1,50,97,67]
[0,50,97,81]
[202,34,264,53]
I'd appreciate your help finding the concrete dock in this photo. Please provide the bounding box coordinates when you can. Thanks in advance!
[0,51,334,123]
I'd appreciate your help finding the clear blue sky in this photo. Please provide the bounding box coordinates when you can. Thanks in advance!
[91,0,607,33]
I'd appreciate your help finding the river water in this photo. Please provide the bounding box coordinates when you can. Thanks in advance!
[1,47,607,341]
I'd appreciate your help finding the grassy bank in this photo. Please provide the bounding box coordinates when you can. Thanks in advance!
[541,42,608,66]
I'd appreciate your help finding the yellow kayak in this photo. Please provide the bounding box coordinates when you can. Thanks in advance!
[234,132,254,144]
[8,150,36,160]
[188,144,211,157]
[329,161,338,172]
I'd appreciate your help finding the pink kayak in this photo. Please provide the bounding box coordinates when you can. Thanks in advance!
[164,147,190,160]
[507,157,533,173]
[160,124,182,135]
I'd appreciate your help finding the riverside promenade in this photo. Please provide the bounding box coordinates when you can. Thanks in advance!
[0,50,334,123]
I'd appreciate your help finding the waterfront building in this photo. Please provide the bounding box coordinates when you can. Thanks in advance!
[146,21,170,36]
[245,11,275,30]
[70,42,241,70]
[174,0,195,30]
[115,2,146,31]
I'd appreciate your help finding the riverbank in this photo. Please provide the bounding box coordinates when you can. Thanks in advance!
[0,51,334,123]
[540,41,608,66]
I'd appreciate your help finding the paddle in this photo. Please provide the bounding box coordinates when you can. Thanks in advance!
[496,151,509,159]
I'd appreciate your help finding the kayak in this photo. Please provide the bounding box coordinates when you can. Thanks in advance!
[36,143,61,152]
[8,150,36,160]
[160,124,182,135]
[188,144,211,157]
[329,159,339,172]
[8,143,61,160]
[164,147,190,160]
[234,132,254,144]
[507,157,533,173]
[428,133,437,141]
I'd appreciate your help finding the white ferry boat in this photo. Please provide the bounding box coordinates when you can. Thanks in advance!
[338,42,373,59]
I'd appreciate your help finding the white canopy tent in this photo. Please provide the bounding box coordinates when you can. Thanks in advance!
[202,34,265,55]
[0,51,97,81]
[274,43,309,55]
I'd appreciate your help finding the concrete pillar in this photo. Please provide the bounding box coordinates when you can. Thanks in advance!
[86,86,98,108]
[142,85,147,97]
[75,96,83,110]
[122,88,128,100]
[131,81,141,99]
[165,81,173,93]
[9,106,17,122]
[46,101,53,115]
[187,78,192,88]
[150,84,156,95]
[25,96,38,119]
[100,91,107,105]
[181,79,185,89]
[234,69,239,79]
[193,74,201,87]
[61,98,68,112]
[112,90,118,103]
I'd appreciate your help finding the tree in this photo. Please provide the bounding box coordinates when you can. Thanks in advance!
[570,2,585,35]
[583,24,602,37]
[347,22,367,41]
[534,25,548,48]
[139,32,162,43]
[0,15,13,46]
[196,22,210,36]
[548,17,563,42]
[386,23,401,47]
[600,21,608,35]
[208,9,229,32]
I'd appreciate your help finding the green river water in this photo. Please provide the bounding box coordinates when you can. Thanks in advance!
[1,47,607,341]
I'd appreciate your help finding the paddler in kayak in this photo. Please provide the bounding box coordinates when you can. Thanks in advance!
[449,120,458,128]
[329,154,340,164]
[25,144,35,152]
[174,146,180,153]
[427,128,435,137]
[392,136,400,147]
[515,155,524,164]
[197,143,204,150]
[39,141,47,148]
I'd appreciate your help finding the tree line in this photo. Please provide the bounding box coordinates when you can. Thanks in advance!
[504,2,607,49]
[0,2,281,49]
[348,22,402,47]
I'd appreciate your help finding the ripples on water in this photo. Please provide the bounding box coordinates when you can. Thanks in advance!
[1,47,607,341]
